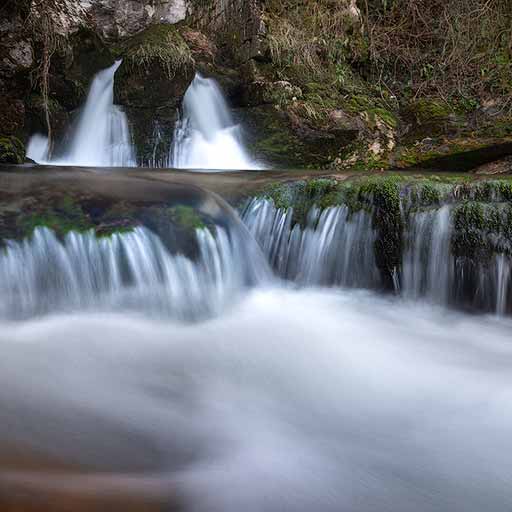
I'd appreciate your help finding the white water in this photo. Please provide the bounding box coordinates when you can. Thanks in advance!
[26,67,261,170]
[242,198,512,314]
[1,202,512,509]
[402,205,454,303]
[0,225,269,320]
[243,198,379,287]
[169,74,261,170]
[1,289,512,511]
[26,61,136,167]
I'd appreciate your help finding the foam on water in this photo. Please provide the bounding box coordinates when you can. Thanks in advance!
[0,289,511,511]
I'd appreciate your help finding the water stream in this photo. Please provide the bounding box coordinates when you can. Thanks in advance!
[0,187,511,510]
[27,67,259,170]
[27,61,136,167]
[242,197,512,314]
[169,74,260,170]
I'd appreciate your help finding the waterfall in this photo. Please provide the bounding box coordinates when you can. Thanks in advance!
[26,67,261,170]
[169,74,260,170]
[26,61,136,167]
[242,198,379,288]
[242,197,512,314]
[402,205,453,304]
[0,225,269,320]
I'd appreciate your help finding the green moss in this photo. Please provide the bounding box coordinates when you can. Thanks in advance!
[17,196,93,237]
[169,205,206,231]
[411,99,452,123]
[120,24,194,79]
[452,201,512,260]
[370,107,398,129]
[0,136,25,164]
[359,177,403,283]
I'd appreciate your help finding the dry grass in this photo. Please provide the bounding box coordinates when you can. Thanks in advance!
[265,0,362,82]
[123,25,194,79]
[363,0,512,109]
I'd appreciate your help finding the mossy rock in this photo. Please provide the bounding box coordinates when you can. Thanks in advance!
[114,24,195,109]
[0,136,25,164]
[239,105,356,168]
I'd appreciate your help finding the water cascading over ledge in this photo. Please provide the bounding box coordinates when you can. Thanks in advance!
[0,224,270,320]
[241,178,512,315]
[27,61,136,167]
[27,64,261,170]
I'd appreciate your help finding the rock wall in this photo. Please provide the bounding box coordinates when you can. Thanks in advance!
[188,0,265,62]
[82,0,188,40]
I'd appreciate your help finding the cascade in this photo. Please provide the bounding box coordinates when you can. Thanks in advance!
[242,198,379,287]
[26,61,136,167]
[402,205,453,303]
[242,197,512,314]
[26,69,260,170]
[169,74,260,170]
[0,224,270,320]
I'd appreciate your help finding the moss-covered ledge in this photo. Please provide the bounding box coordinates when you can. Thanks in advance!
[252,174,512,287]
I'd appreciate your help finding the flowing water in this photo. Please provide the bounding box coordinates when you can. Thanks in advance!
[169,74,260,170]
[27,61,136,167]
[242,197,512,314]
[26,68,260,170]
[8,56,512,510]
[1,189,512,510]
[1,289,512,511]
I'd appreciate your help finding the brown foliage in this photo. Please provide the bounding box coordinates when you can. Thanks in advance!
[362,0,512,108]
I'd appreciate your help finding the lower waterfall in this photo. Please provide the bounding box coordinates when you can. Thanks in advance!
[1,187,512,512]
[242,198,379,288]
[242,197,512,315]
[0,225,269,320]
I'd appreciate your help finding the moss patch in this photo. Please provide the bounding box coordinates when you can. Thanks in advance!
[119,24,194,80]
[0,136,25,164]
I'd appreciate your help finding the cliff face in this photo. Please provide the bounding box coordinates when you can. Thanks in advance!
[0,0,510,169]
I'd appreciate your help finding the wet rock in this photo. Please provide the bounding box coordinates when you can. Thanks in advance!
[189,0,266,63]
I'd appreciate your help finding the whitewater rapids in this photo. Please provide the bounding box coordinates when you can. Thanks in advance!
[1,287,511,511]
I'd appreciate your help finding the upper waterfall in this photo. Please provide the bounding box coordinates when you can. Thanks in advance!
[169,74,261,170]
[27,60,136,167]
[26,68,262,170]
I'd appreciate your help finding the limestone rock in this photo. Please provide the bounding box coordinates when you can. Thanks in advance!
[82,0,188,40]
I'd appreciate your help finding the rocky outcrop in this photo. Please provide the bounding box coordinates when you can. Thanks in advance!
[83,0,188,40]
[189,0,266,62]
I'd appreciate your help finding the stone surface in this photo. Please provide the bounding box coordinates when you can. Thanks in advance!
[81,0,188,40]
[189,0,266,62]
[0,98,25,136]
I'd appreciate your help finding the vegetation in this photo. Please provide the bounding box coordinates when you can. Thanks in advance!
[363,0,512,109]
[120,24,194,79]
[0,136,25,164]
